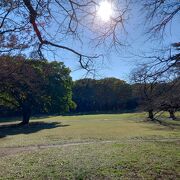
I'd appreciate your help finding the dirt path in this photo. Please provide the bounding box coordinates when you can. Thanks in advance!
[0,141,112,157]
[0,138,179,158]
[0,141,115,157]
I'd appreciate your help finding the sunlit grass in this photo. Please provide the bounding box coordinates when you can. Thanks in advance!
[0,113,179,179]
[0,113,179,148]
[0,141,179,179]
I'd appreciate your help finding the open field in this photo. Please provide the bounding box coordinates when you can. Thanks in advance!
[0,113,180,179]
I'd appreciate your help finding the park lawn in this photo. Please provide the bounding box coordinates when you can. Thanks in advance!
[0,113,180,179]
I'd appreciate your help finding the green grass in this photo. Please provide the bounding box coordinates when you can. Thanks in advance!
[0,113,180,179]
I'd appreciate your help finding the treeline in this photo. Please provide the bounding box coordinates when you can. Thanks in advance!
[0,56,179,125]
[72,78,180,120]
[73,78,137,113]
[131,64,180,120]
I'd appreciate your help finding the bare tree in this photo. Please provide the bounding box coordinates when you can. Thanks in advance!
[139,0,180,38]
[131,49,180,120]
[157,77,180,120]
[131,64,162,120]
[0,0,129,71]
[137,43,180,78]
[136,0,180,80]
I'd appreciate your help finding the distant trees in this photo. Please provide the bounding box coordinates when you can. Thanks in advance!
[0,56,75,124]
[73,75,179,118]
[131,60,180,120]
[157,79,180,120]
[131,65,163,120]
[73,78,135,113]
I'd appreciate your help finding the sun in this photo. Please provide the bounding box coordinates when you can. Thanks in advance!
[97,1,113,22]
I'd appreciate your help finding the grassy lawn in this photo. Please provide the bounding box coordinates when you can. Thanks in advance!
[0,113,179,179]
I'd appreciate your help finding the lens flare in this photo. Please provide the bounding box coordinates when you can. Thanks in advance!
[97,1,113,22]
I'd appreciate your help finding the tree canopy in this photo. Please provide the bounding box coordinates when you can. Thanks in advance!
[0,56,75,124]
[73,78,135,113]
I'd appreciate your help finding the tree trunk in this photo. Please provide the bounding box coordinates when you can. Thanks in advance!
[148,109,154,120]
[20,104,31,125]
[169,110,176,120]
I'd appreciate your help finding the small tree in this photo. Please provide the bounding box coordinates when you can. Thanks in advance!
[0,56,75,125]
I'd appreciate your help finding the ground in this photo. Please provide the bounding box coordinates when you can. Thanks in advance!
[0,113,179,179]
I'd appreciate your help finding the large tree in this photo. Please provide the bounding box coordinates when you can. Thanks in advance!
[0,56,75,124]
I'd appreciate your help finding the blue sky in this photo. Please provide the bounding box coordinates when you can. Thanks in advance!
[45,2,180,82]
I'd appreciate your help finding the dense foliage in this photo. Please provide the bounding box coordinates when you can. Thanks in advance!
[73,78,137,113]
[73,77,179,119]
[0,56,75,124]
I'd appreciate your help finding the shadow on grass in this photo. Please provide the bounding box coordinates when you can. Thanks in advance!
[0,122,69,139]
[138,117,180,131]
[0,115,54,123]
